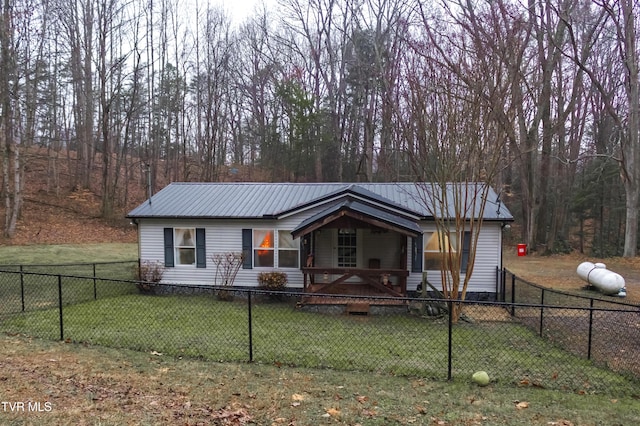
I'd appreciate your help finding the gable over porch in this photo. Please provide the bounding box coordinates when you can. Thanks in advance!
[290,191,423,298]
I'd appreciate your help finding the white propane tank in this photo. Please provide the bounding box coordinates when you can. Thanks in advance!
[576,262,626,296]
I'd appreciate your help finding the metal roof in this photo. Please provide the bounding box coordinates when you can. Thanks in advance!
[127,182,513,221]
[292,198,424,238]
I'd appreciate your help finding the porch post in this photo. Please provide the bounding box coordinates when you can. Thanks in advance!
[401,237,408,296]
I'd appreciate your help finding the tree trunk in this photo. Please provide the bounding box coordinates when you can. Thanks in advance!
[621,0,639,257]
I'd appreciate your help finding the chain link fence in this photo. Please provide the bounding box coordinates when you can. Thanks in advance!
[0,266,639,396]
[0,261,138,317]
[502,269,640,385]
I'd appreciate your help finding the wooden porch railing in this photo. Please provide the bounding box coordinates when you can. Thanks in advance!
[301,267,409,297]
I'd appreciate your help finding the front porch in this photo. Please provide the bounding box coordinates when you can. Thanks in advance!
[291,190,423,304]
[301,267,408,297]
[299,272,410,314]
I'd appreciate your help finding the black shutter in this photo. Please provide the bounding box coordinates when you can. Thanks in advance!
[411,234,423,272]
[196,228,206,268]
[242,229,252,269]
[164,228,174,267]
[461,231,472,272]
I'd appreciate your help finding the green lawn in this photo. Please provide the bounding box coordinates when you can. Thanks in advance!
[0,243,138,278]
[2,293,637,397]
[0,243,138,265]
[0,268,138,316]
[0,243,139,315]
[0,243,638,399]
[3,334,640,426]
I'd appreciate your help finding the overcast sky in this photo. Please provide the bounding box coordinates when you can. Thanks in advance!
[211,0,276,24]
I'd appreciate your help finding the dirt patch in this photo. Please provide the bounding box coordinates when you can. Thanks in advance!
[7,197,138,245]
[0,147,141,246]
[463,305,513,322]
[504,250,640,380]
[504,251,640,305]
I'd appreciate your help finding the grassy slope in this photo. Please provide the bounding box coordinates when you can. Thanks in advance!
[3,294,636,394]
[0,243,138,265]
[1,244,639,424]
[1,334,639,426]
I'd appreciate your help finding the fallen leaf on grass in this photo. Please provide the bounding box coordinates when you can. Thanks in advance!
[325,407,341,417]
[361,408,377,417]
[515,401,529,409]
[211,406,252,424]
[356,395,368,403]
[290,394,304,407]
[150,351,162,356]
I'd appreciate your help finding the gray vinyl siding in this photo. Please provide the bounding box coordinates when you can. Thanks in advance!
[137,214,503,293]
[405,222,502,293]
[138,206,338,288]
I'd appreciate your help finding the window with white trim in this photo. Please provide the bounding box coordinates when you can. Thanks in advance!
[278,230,299,268]
[252,229,299,268]
[175,228,196,265]
[253,229,275,267]
[423,231,470,271]
[337,228,357,267]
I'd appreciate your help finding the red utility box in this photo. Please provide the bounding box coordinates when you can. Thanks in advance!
[517,244,527,256]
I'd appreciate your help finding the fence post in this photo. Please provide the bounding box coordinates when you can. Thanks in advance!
[447,299,453,381]
[539,289,545,337]
[510,274,516,316]
[248,290,253,362]
[587,299,594,360]
[501,268,507,302]
[20,265,25,312]
[58,275,64,341]
[93,263,97,300]
[495,266,499,301]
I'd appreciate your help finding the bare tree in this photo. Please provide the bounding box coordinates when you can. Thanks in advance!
[57,0,96,190]
[280,0,353,181]
[193,5,232,181]
[400,1,509,320]
[0,0,19,237]
[1,0,52,237]
[554,0,638,257]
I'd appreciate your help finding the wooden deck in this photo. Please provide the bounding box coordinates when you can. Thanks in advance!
[301,267,409,297]
[299,283,408,307]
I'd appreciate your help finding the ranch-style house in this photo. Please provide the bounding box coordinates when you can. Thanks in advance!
[127,182,513,299]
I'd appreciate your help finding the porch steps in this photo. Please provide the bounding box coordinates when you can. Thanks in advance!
[345,302,370,315]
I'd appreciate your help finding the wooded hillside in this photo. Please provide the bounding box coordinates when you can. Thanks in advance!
[0,0,638,256]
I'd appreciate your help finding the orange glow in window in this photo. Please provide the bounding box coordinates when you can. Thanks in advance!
[258,231,273,256]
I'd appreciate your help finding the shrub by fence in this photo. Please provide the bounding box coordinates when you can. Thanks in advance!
[0,266,638,397]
